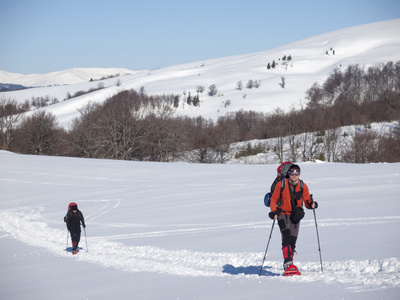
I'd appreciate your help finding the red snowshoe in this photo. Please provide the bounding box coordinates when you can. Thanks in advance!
[283,264,301,276]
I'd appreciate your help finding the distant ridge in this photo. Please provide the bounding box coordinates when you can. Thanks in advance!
[0,67,137,87]
[0,83,31,92]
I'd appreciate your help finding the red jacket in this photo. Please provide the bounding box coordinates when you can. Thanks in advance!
[270,178,312,215]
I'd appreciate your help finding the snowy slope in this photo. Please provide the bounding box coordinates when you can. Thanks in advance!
[1,19,399,127]
[0,68,136,87]
[0,150,399,299]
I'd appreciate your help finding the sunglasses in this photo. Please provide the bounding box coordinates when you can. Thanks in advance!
[288,170,300,176]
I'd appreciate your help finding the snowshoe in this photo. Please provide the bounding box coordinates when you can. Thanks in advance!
[72,249,79,255]
[283,264,301,276]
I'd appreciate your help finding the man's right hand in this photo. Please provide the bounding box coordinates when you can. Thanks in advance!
[269,211,277,220]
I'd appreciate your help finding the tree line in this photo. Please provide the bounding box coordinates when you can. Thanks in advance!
[1,61,399,163]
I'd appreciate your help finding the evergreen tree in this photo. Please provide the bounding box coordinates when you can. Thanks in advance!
[173,95,180,108]
[193,94,200,106]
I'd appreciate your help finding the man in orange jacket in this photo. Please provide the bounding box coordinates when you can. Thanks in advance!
[269,164,318,273]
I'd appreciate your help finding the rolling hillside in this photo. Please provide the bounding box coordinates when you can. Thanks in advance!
[1,19,399,128]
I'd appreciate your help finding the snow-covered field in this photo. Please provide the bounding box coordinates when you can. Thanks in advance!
[1,150,399,299]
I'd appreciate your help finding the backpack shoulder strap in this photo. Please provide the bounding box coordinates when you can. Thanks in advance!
[299,180,303,194]
[280,178,286,193]
[277,178,286,209]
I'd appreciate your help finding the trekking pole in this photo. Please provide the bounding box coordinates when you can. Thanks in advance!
[312,205,323,272]
[84,227,88,252]
[259,218,276,276]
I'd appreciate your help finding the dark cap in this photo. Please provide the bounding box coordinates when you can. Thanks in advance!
[289,164,300,171]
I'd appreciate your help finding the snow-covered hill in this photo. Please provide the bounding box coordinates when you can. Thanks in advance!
[0,67,136,87]
[0,150,399,299]
[1,19,399,128]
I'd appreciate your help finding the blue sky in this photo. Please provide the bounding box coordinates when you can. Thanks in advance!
[1,0,399,74]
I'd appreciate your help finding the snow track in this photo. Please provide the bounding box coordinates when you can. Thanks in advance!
[0,209,399,291]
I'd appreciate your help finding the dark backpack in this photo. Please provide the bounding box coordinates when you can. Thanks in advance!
[264,161,297,207]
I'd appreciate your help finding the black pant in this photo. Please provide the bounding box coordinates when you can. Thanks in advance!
[68,225,81,244]
[278,214,299,263]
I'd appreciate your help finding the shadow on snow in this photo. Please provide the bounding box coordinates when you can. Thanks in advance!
[64,247,83,253]
[222,264,281,276]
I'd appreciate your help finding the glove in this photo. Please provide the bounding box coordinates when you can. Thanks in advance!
[290,207,305,224]
[312,201,318,209]
[83,224,86,228]
[269,211,277,220]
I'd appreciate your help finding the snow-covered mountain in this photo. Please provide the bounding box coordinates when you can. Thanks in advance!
[1,19,399,128]
[0,67,136,87]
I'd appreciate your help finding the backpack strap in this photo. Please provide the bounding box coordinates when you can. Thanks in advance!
[282,179,304,211]
[299,180,303,196]
[295,180,304,207]
[277,178,286,209]
[281,178,286,193]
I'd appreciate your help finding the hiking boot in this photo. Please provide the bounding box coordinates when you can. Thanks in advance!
[284,261,293,271]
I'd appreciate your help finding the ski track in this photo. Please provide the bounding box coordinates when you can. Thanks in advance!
[0,209,399,292]
[84,199,122,221]
[93,215,400,240]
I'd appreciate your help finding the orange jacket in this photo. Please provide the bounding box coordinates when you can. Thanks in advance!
[270,178,312,215]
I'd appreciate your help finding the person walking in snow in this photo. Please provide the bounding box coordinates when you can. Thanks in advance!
[64,203,86,254]
[269,164,318,274]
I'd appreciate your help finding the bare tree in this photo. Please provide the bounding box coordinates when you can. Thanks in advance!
[208,84,218,96]
[342,128,378,163]
[68,101,103,158]
[300,131,321,161]
[322,127,341,162]
[306,82,325,106]
[211,117,237,163]
[342,123,400,163]
[379,122,400,162]
[196,85,205,93]
[246,80,254,89]
[280,77,286,89]
[16,111,60,155]
[269,108,287,162]
[144,102,188,162]
[185,117,219,163]
[286,108,301,162]
[0,96,25,150]
[100,90,147,160]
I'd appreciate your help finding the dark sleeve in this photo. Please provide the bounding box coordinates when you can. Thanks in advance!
[65,212,70,224]
[79,211,86,227]
[65,212,71,228]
